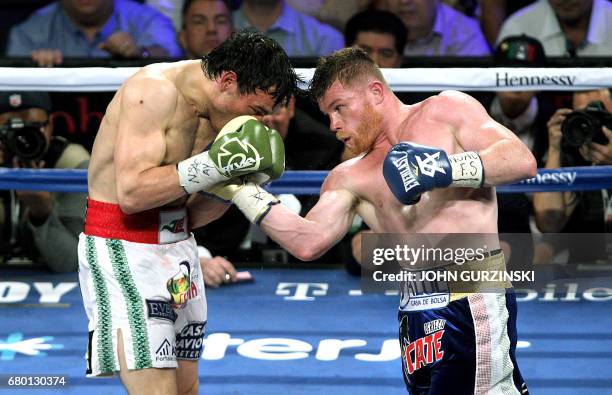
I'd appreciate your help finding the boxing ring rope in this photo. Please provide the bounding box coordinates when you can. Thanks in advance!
[0,66,609,194]
[0,67,610,91]
[0,167,611,195]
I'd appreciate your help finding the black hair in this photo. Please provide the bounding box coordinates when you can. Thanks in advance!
[181,0,233,29]
[344,10,408,55]
[201,30,301,106]
[310,47,384,102]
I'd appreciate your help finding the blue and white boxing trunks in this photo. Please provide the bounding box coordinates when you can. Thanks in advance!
[398,250,528,394]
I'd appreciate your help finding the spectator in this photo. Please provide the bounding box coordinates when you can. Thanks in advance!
[233,0,344,57]
[179,0,234,59]
[6,0,182,67]
[290,0,377,33]
[345,10,408,68]
[497,0,612,57]
[383,0,490,56]
[0,92,90,272]
[533,89,612,263]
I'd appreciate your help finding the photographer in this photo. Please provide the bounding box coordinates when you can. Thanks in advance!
[0,92,90,272]
[533,88,612,262]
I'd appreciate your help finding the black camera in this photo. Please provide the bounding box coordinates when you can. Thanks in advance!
[561,101,612,148]
[0,118,48,162]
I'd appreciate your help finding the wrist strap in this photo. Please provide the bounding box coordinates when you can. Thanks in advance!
[449,151,484,188]
[233,183,279,224]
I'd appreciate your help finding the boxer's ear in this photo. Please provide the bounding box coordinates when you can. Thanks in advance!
[368,80,384,105]
[218,71,238,92]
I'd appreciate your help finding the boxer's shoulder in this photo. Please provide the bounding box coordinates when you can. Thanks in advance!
[322,157,361,193]
[407,91,486,133]
[325,161,352,188]
[123,72,176,96]
[433,90,485,115]
[322,151,381,199]
[120,74,178,119]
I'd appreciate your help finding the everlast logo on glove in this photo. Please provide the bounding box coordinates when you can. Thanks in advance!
[392,153,420,192]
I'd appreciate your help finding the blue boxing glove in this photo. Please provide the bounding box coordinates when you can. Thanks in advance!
[383,142,484,205]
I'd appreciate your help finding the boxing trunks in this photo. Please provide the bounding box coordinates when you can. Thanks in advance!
[78,199,206,377]
[398,250,528,394]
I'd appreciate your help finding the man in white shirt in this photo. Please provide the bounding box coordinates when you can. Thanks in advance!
[497,0,612,57]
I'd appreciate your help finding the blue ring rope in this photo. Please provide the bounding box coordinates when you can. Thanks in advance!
[0,167,610,194]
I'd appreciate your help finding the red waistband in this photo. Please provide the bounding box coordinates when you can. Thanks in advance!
[84,199,189,244]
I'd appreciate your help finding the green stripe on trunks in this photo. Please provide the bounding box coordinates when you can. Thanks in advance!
[85,236,116,373]
[106,239,152,370]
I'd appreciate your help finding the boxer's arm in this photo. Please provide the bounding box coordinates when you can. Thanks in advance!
[260,187,358,261]
[187,193,231,229]
[114,78,187,213]
[439,91,537,186]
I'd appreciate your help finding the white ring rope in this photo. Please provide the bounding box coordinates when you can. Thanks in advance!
[0,67,609,92]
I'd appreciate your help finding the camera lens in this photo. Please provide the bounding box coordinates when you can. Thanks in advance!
[561,113,597,148]
[9,126,47,160]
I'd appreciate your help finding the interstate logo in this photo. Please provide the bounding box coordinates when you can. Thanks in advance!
[161,218,186,234]
[496,72,576,87]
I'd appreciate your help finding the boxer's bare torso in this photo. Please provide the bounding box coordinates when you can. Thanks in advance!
[86,59,277,225]
[258,86,534,261]
[88,60,214,210]
[330,95,498,235]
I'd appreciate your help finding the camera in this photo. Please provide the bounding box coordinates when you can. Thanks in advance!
[561,101,612,148]
[0,118,48,162]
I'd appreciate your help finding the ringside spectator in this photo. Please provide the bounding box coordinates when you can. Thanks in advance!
[0,92,90,272]
[179,0,234,59]
[233,0,344,57]
[533,89,612,264]
[345,10,407,68]
[497,0,612,57]
[6,0,182,66]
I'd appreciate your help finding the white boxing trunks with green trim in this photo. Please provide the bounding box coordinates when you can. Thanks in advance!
[78,200,206,377]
